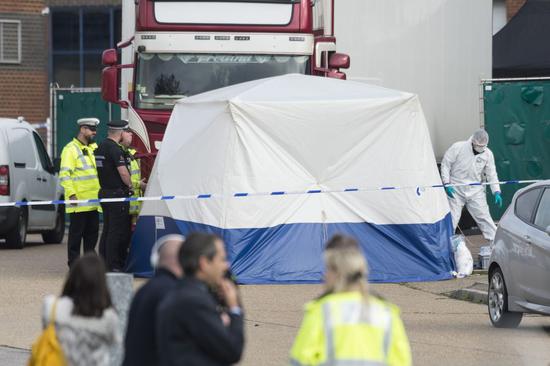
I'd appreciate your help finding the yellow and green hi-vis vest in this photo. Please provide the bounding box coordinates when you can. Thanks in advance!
[59,138,100,214]
[290,292,412,366]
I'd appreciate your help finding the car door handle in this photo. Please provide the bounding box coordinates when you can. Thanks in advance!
[524,235,532,244]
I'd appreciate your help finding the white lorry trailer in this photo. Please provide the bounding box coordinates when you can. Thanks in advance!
[334,0,492,160]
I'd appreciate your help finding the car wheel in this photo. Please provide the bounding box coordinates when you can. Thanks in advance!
[488,267,522,328]
[42,205,65,244]
[5,207,27,249]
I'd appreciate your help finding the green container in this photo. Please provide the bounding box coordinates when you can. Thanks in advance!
[483,80,550,219]
[53,88,120,157]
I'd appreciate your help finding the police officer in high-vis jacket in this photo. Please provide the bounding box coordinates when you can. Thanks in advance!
[95,120,133,272]
[290,235,412,366]
[59,117,101,268]
[119,127,146,224]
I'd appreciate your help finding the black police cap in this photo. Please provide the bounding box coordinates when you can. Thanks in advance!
[107,120,129,130]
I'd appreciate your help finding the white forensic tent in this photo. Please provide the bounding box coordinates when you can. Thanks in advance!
[127,74,454,283]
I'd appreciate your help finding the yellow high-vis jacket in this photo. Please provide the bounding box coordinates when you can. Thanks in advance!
[126,148,142,215]
[290,292,412,366]
[59,138,100,214]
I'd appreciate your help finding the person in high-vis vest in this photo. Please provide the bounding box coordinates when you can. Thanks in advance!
[59,118,101,268]
[290,235,412,366]
[119,128,146,223]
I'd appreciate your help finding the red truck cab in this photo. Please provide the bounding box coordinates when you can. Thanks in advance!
[102,0,349,174]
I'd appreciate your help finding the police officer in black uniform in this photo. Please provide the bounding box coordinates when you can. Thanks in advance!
[95,120,133,271]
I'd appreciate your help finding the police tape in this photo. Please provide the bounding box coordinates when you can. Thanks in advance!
[0,179,543,208]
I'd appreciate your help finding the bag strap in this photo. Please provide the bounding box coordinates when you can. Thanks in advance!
[48,299,58,326]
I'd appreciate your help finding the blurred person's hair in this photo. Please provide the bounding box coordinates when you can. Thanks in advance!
[179,232,220,277]
[150,234,186,269]
[62,253,112,317]
[324,234,369,296]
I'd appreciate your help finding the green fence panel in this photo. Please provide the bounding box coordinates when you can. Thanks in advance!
[54,89,121,157]
[483,80,550,219]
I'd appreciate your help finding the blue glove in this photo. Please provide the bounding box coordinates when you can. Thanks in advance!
[445,186,455,199]
[494,192,503,208]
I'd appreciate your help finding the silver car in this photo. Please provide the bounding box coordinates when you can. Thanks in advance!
[0,118,65,248]
[488,180,550,328]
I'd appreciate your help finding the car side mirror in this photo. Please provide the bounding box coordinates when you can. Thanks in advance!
[53,157,61,174]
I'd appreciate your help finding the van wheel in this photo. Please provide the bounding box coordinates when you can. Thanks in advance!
[488,267,522,328]
[42,205,65,244]
[6,208,27,249]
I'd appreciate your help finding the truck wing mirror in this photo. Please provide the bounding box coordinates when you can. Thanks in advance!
[327,70,346,80]
[329,53,350,70]
[102,67,120,105]
[102,49,118,66]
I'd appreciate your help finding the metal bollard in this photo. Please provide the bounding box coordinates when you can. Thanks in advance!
[106,272,134,366]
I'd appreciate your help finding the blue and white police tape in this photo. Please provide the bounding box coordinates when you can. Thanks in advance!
[0,179,542,208]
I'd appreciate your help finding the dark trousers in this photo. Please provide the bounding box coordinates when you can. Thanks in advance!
[68,211,99,267]
[99,200,131,271]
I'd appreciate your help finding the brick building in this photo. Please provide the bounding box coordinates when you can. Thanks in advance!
[0,0,48,123]
[507,0,527,19]
[0,0,121,124]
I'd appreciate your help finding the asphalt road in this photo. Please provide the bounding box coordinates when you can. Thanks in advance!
[1,233,549,366]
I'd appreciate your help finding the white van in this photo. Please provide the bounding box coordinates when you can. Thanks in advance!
[0,118,65,248]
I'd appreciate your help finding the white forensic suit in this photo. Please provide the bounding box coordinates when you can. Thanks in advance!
[440,138,500,241]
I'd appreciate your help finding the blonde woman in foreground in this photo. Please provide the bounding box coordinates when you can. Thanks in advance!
[290,235,412,366]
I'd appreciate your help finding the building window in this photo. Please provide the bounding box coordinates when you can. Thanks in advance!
[0,20,22,64]
[50,7,121,87]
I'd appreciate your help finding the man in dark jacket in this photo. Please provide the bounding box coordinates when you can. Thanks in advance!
[123,234,185,366]
[157,233,244,366]
[94,119,133,271]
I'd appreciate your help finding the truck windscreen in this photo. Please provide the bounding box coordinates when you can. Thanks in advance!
[135,53,309,110]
